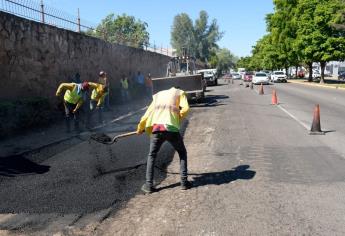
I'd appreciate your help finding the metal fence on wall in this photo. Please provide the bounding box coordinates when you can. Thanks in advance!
[0,0,174,56]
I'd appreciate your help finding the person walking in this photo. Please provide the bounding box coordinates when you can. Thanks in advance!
[88,82,108,123]
[136,87,191,193]
[55,81,89,132]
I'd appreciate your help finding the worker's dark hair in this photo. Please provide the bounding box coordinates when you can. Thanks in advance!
[81,81,89,90]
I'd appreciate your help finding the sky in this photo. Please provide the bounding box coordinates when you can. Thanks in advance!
[44,0,274,57]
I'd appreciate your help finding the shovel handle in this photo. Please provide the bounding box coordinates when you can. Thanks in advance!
[112,131,138,142]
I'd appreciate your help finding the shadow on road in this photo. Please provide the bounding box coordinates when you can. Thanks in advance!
[192,165,256,187]
[157,165,255,191]
[190,94,229,108]
[0,155,50,177]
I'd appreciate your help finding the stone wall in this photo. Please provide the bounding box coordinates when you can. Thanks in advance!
[0,11,170,101]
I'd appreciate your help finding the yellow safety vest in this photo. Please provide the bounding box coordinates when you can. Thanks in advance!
[141,87,189,134]
[64,83,82,104]
[120,79,129,89]
[89,83,107,106]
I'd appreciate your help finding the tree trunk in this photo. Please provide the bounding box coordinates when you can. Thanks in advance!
[308,62,313,82]
[285,66,289,78]
[295,65,298,78]
[320,61,326,84]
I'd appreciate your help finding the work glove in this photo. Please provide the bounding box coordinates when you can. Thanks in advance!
[136,128,144,135]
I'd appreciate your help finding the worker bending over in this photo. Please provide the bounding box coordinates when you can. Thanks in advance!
[56,81,89,132]
[88,82,108,123]
[137,87,191,193]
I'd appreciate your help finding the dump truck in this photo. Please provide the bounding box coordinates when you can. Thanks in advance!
[152,49,206,101]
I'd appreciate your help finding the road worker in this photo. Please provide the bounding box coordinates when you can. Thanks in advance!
[88,82,108,123]
[137,87,191,193]
[98,71,110,108]
[56,81,89,132]
[120,75,130,102]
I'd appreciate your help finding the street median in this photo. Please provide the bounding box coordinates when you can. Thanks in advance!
[288,79,345,90]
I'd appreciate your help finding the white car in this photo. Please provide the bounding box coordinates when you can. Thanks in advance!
[271,71,287,83]
[305,70,321,79]
[312,70,321,79]
[231,72,241,80]
[252,72,270,85]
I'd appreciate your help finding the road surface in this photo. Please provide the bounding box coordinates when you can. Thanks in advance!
[1,80,345,235]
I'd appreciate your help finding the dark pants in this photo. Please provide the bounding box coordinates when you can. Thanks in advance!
[146,131,188,187]
[89,100,103,123]
[64,101,79,132]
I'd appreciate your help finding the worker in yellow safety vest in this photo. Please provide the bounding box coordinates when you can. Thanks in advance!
[56,81,90,132]
[137,87,191,193]
[120,75,130,102]
[88,82,108,123]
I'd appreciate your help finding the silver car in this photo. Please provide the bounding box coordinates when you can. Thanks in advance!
[231,72,241,80]
[252,72,270,85]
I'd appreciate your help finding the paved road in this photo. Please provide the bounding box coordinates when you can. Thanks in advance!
[272,82,345,157]
[1,80,345,235]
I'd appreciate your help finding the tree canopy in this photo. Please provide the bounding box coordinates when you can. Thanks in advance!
[171,11,223,62]
[240,0,345,82]
[87,13,149,49]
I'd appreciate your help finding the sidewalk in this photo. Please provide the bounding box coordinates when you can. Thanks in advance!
[288,78,345,90]
[0,98,149,157]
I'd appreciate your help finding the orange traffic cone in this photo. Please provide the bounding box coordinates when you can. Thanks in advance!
[310,104,325,135]
[271,89,278,105]
[259,83,264,95]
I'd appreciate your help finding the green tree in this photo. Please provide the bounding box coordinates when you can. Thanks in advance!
[237,56,255,71]
[193,11,223,62]
[267,0,300,77]
[170,13,195,56]
[87,13,149,49]
[171,11,223,62]
[210,48,236,73]
[295,0,345,82]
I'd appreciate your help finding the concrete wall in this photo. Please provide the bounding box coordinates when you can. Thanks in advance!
[0,12,170,101]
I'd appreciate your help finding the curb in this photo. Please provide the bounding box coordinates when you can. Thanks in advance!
[288,79,345,91]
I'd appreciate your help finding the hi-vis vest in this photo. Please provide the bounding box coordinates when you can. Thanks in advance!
[64,83,82,104]
[145,88,182,132]
[120,79,129,89]
[91,84,106,101]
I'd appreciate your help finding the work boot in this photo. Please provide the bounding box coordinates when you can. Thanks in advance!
[141,183,156,194]
[181,180,192,190]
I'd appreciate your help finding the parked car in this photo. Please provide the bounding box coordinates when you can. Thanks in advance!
[271,71,287,83]
[297,70,305,78]
[262,70,272,80]
[252,72,270,85]
[338,71,345,80]
[243,71,254,82]
[231,72,241,80]
[305,70,321,79]
[312,70,321,79]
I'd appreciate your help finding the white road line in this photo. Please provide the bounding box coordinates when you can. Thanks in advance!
[110,106,148,123]
[90,106,148,130]
[277,104,310,131]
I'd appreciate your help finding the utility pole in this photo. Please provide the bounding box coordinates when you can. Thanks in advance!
[40,0,45,23]
[77,8,81,33]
